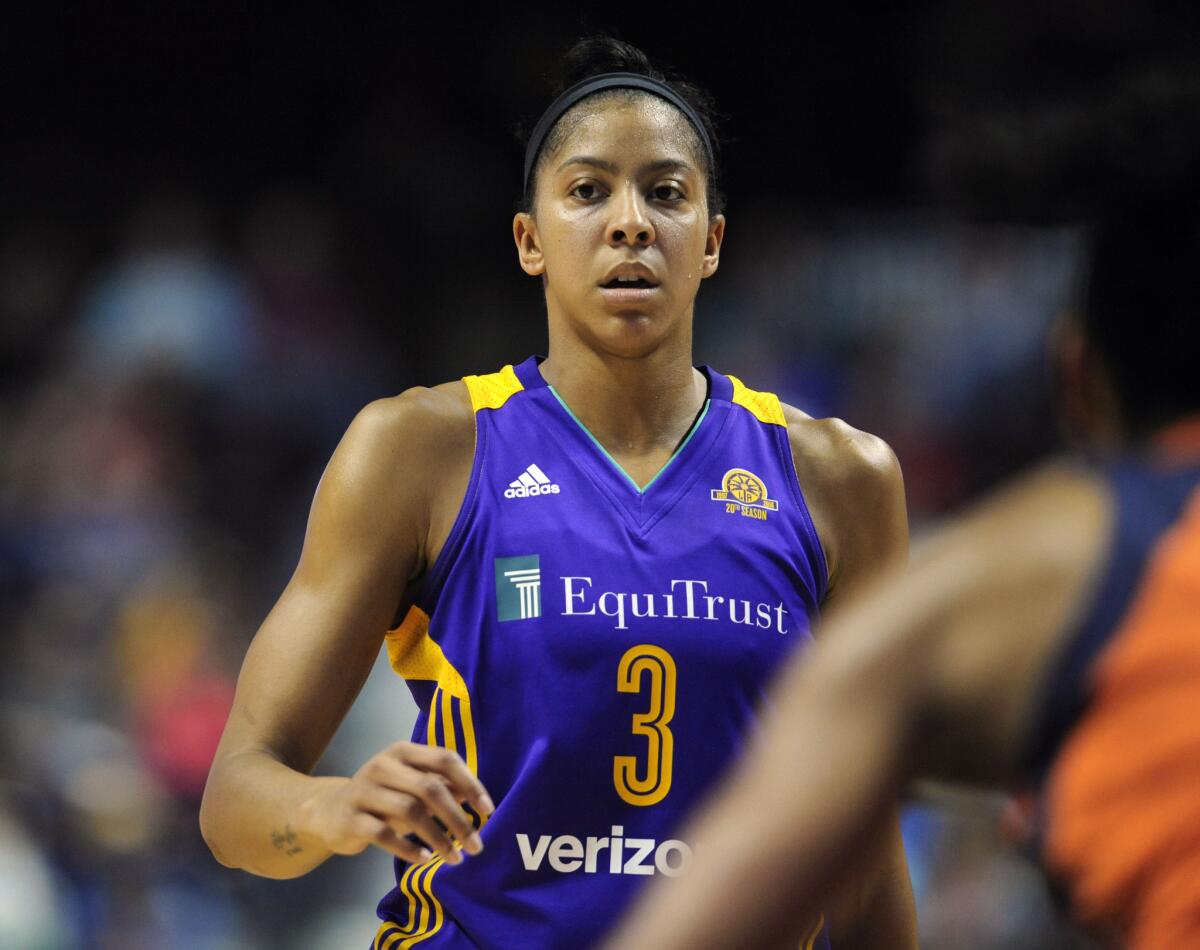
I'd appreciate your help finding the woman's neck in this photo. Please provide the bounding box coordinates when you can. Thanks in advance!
[538,336,708,458]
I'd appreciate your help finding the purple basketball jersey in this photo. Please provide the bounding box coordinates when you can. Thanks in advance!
[373,356,830,949]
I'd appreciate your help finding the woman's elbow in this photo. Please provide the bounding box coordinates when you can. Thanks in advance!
[198,778,234,867]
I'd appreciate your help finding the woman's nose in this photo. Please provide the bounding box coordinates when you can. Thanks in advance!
[607,186,655,247]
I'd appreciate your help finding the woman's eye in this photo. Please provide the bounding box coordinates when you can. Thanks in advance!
[653,184,683,201]
[570,183,601,200]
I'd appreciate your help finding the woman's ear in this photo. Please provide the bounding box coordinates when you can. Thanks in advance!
[701,214,725,279]
[513,212,545,277]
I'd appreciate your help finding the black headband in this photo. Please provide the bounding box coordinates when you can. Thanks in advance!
[522,71,716,197]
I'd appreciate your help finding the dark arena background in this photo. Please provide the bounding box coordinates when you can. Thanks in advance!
[2,4,1196,948]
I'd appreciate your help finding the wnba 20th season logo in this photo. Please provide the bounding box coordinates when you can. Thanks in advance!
[710,468,779,522]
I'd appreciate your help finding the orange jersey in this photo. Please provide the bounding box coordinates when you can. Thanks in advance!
[1038,424,1200,948]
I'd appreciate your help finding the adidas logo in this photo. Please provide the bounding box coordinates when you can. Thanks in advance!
[504,463,561,499]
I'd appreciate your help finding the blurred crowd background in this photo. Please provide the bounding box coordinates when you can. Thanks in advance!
[2,4,1195,948]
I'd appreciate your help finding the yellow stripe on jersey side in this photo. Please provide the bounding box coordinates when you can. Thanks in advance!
[385,606,469,701]
[382,688,473,946]
[396,861,446,948]
[440,689,457,754]
[374,859,448,949]
[463,364,523,413]
[426,685,480,790]
[727,375,787,427]
[385,605,480,773]
[380,608,484,945]
[373,861,427,948]
[405,861,448,947]
[458,692,479,775]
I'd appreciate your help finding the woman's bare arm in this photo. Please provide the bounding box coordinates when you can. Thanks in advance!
[199,388,492,879]
[788,413,917,950]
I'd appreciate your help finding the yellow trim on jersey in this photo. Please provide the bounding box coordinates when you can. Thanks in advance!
[426,687,439,746]
[385,606,469,701]
[373,686,467,948]
[373,858,448,949]
[463,364,523,413]
[458,693,479,774]
[380,609,485,945]
[440,688,457,754]
[425,685,480,783]
[385,607,480,774]
[727,375,787,427]
[398,861,446,948]
[374,861,427,947]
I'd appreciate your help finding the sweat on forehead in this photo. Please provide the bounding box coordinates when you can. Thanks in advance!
[532,91,710,187]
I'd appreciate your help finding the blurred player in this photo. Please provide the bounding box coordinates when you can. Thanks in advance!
[200,36,917,948]
[605,75,1200,950]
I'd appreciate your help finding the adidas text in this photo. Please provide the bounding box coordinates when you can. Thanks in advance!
[505,463,561,499]
[504,483,561,498]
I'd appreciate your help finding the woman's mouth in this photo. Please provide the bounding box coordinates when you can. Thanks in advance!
[598,280,660,305]
[601,277,655,289]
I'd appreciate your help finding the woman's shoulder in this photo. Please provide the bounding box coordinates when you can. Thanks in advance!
[779,403,901,500]
[330,381,477,573]
[357,379,474,429]
[338,381,476,481]
[778,402,906,594]
[720,374,897,484]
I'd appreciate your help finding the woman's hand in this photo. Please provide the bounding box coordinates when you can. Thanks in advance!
[296,742,495,865]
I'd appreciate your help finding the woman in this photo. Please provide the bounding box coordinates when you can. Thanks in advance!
[200,36,916,949]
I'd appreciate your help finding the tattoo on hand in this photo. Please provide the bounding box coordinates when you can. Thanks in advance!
[270,824,303,856]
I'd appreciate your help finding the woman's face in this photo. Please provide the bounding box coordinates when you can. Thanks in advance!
[513,95,725,359]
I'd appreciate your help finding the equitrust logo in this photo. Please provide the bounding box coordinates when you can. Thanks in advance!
[495,555,542,621]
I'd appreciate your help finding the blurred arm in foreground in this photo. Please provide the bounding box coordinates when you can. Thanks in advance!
[606,458,1113,949]
[606,97,1200,943]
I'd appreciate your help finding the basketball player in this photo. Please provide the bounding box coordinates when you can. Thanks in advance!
[603,100,1200,950]
[200,37,917,948]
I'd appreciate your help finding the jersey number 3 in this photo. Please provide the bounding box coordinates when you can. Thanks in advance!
[614,644,677,806]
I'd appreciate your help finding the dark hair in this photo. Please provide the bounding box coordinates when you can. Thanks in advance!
[515,36,726,218]
[928,65,1200,439]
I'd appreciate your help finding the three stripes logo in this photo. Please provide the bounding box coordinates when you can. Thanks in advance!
[495,555,542,622]
[504,463,561,499]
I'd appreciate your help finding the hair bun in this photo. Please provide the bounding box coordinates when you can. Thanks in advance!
[557,35,663,90]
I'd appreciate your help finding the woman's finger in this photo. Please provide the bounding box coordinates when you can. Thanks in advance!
[392,742,495,816]
[353,813,434,864]
[365,754,486,853]
[356,782,473,858]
